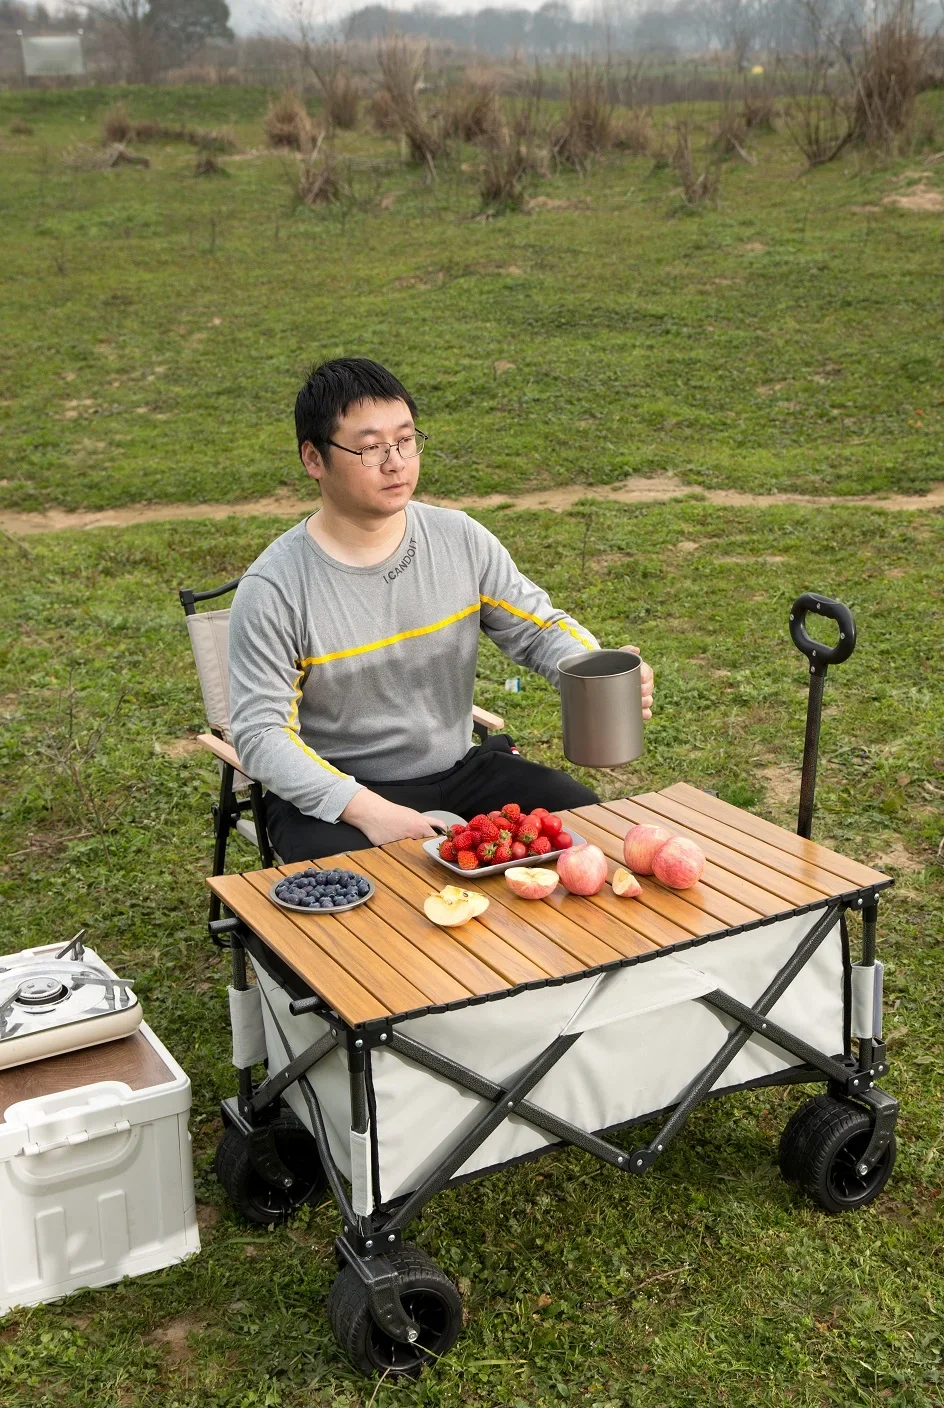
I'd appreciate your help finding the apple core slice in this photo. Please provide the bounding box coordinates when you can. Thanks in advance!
[423,886,489,926]
[612,866,642,898]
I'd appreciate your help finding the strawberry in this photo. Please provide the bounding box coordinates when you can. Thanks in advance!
[541,814,563,838]
[469,814,490,831]
[467,829,483,848]
[439,839,457,861]
[453,830,474,852]
[488,810,504,823]
[494,844,513,863]
[449,823,465,838]
[511,841,528,859]
[498,827,513,846]
[477,840,498,862]
[556,831,573,849]
[478,819,500,842]
[531,807,549,818]
[529,836,552,856]
[501,802,521,823]
[516,816,541,845]
[457,850,479,870]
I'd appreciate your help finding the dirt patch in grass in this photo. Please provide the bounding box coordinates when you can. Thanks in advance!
[157,736,204,760]
[146,1313,205,1365]
[3,477,944,537]
[883,182,944,212]
[870,840,926,874]
[758,764,801,818]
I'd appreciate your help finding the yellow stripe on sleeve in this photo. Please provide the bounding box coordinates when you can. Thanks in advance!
[282,665,349,777]
[478,594,598,652]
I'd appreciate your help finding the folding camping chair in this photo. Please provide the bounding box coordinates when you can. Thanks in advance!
[178,577,506,924]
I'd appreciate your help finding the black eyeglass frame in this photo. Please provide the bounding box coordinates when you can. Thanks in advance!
[325,430,429,469]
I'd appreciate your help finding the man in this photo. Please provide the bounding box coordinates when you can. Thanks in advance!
[229,358,654,863]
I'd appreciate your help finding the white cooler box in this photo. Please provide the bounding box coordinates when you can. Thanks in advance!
[0,1021,200,1315]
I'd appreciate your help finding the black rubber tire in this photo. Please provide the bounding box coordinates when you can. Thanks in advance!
[779,1094,896,1213]
[327,1244,463,1379]
[214,1112,327,1225]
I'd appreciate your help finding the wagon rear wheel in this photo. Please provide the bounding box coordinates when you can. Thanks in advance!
[215,1111,326,1225]
[779,1094,896,1213]
[327,1243,463,1379]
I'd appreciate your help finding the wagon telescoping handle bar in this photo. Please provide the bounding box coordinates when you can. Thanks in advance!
[789,592,856,840]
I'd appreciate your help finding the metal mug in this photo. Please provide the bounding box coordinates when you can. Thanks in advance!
[558,649,644,768]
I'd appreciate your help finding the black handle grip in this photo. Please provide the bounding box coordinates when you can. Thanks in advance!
[789,593,856,668]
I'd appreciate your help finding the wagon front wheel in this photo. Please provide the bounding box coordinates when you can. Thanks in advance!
[779,1094,896,1213]
[327,1243,463,1379]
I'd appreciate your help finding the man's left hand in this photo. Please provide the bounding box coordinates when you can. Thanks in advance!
[620,645,654,720]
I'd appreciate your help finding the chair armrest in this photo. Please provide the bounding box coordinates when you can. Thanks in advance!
[197,733,253,776]
[472,705,505,732]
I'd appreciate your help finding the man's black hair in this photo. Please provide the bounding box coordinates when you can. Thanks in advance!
[294,357,418,464]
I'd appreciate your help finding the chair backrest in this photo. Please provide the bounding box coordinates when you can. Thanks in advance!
[179,578,251,787]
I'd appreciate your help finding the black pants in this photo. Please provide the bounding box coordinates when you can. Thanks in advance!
[265,734,599,864]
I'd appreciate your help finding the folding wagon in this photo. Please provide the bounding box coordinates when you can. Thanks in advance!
[204,594,898,1378]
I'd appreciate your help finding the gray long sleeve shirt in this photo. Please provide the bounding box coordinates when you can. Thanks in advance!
[228,503,600,822]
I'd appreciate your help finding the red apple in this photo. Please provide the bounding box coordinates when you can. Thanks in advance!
[623,823,672,875]
[556,843,608,896]
[504,867,559,900]
[652,836,706,890]
[611,866,642,898]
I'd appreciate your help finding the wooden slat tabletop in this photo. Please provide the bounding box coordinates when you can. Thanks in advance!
[206,784,891,1028]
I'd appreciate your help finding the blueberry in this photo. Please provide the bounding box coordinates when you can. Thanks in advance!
[356,880,370,896]
[304,867,318,876]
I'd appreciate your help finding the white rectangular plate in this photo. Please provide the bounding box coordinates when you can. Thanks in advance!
[423,830,587,879]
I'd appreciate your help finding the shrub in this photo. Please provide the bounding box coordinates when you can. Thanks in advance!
[264,91,314,152]
[672,122,721,207]
[613,106,653,156]
[193,152,227,177]
[712,103,752,161]
[10,120,33,136]
[296,148,349,206]
[439,82,500,142]
[323,70,360,130]
[377,37,444,170]
[368,89,401,135]
[101,101,132,145]
[850,0,927,147]
[742,89,777,131]
[552,61,613,171]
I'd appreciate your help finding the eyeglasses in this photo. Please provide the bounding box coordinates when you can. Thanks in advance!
[326,430,429,470]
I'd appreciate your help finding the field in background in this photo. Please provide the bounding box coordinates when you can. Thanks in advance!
[1,82,942,511]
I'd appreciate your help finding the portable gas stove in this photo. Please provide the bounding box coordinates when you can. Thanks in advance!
[0,931,141,1070]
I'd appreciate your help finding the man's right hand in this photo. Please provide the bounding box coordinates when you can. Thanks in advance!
[339,789,439,847]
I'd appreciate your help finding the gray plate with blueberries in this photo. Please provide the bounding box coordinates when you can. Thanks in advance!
[269,868,374,914]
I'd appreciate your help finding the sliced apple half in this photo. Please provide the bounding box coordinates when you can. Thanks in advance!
[504,867,560,900]
[424,886,489,926]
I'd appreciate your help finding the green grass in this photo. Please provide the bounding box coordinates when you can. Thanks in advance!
[1,86,943,512]
[1,501,942,1406]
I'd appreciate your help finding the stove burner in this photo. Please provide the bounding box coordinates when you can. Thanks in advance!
[15,977,70,1007]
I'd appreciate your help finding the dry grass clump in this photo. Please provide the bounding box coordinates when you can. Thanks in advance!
[552,61,613,171]
[296,148,349,206]
[193,152,228,176]
[851,0,927,147]
[264,91,314,152]
[613,106,653,156]
[195,126,238,153]
[377,37,444,170]
[101,100,132,145]
[673,122,721,207]
[323,70,360,130]
[368,89,401,135]
[10,120,34,136]
[712,104,752,161]
[64,142,150,171]
[477,87,548,212]
[439,82,500,142]
[742,89,777,131]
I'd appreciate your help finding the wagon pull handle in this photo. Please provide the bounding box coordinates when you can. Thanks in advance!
[789,593,857,840]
